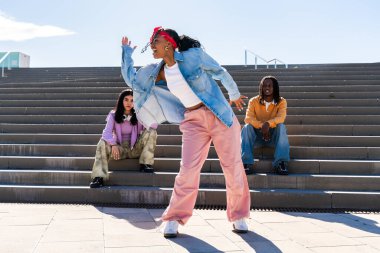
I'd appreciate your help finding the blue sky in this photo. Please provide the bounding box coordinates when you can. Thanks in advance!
[1,0,379,67]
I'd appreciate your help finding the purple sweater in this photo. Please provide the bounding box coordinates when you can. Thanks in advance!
[101,111,144,148]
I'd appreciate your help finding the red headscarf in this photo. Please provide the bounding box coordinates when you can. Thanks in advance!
[150,26,178,49]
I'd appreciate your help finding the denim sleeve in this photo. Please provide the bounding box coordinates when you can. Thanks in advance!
[121,45,137,89]
[201,50,241,101]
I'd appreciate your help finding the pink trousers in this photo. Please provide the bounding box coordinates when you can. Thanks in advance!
[161,106,250,225]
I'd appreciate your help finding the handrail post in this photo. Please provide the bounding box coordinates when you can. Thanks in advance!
[7,56,11,70]
[245,49,286,70]
[244,50,247,67]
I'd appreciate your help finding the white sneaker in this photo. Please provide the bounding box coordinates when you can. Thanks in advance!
[233,218,248,233]
[163,220,179,238]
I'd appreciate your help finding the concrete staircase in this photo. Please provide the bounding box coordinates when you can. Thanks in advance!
[0,64,380,210]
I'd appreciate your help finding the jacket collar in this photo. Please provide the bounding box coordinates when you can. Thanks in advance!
[149,51,184,78]
[174,51,184,62]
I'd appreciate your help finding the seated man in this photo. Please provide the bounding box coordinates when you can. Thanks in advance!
[241,76,290,175]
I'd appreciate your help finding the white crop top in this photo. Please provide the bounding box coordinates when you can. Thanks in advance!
[164,62,202,108]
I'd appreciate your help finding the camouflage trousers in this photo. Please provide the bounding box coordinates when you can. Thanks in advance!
[91,129,157,180]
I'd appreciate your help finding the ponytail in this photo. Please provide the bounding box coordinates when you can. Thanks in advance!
[178,35,201,52]
[164,29,201,52]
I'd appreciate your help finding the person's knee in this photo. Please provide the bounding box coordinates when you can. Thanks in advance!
[242,124,254,132]
[241,124,256,138]
[275,124,287,135]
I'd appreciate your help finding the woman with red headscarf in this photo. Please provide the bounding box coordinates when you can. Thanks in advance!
[121,27,250,238]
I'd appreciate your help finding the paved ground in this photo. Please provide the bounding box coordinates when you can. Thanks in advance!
[0,203,379,253]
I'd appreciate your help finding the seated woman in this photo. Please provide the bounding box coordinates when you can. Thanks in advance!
[90,88,157,188]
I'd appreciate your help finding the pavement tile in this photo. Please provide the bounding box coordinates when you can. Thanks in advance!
[207,219,288,242]
[235,240,315,253]
[41,219,103,242]
[194,209,227,220]
[309,245,380,253]
[250,211,302,223]
[339,213,380,227]
[0,225,47,253]
[148,208,165,226]
[0,214,54,226]
[289,232,364,247]
[178,224,224,237]
[105,246,175,253]
[103,220,159,235]
[34,241,104,253]
[103,212,155,223]
[102,207,150,214]
[283,212,355,223]
[3,241,38,253]
[186,215,210,226]
[354,237,380,250]
[309,220,380,238]
[263,220,330,234]
[1,204,379,253]
[104,233,169,248]
[168,235,242,253]
[53,209,103,220]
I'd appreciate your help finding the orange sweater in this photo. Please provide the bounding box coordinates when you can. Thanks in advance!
[244,95,287,129]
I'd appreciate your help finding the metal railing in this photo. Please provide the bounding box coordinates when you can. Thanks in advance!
[1,52,12,77]
[245,49,288,69]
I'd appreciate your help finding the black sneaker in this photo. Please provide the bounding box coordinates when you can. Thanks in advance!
[140,164,154,173]
[243,164,253,175]
[275,161,289,175]
[89,177,104,188]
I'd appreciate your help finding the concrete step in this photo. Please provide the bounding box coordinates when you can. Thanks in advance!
[1,123,379,136]
[1,170,379,191]
[5,66,380,75]
[1,134,379,147]
[245,92,380,99]
[0,98,379,107]
[0,91,378,100]
[2,81,380,91]
[0,184,378,210]
[230,85,380,92]
[0,144,378,159]
[4,67,380,76]
[0,87,126,94]
[1,106,379,116]
[233,80,380,86]
[0,115,377,124]
[1,156,379,175]
[2,75,379,85]
[232,74,380,81]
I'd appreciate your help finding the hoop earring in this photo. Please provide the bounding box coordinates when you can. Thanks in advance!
[165,46,169,51]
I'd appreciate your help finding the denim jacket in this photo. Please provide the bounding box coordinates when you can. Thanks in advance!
[121,45,241,127]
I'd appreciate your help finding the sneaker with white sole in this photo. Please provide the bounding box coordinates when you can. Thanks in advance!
[163,220,179,238]
[233,218,248,233]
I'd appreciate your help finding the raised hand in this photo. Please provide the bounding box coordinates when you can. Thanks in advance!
[122,36,137,49]
[229,95,248,111]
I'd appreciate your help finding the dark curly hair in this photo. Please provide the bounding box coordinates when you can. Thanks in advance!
[114,88,138,125]
[259,76,282,104]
